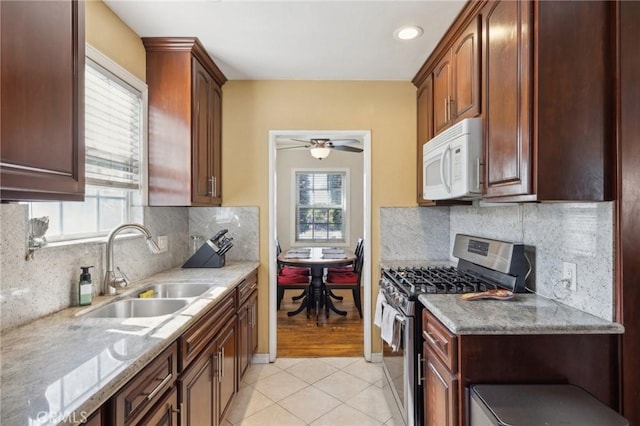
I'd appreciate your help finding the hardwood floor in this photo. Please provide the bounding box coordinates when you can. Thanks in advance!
[277,289,364,357]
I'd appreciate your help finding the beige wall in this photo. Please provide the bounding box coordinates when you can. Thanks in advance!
[85,0,146,81]
[276,148,364,250]
[222,81,417,353]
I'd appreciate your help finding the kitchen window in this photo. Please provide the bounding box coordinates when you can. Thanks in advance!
[28,45,147,242]
[294,170,347,243]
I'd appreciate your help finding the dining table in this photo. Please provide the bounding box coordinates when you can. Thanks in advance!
[278,246,356,325]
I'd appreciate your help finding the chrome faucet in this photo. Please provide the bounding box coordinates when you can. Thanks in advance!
[103,223,162,295]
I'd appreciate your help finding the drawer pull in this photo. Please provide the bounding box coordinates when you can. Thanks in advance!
[424,331,441,346]
[145,373,173,401]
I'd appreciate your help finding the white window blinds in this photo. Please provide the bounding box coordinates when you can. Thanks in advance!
[85,59,142,190]
[295,171,346,242]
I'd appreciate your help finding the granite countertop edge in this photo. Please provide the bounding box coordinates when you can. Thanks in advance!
[418,293,625,336]
[0,261,260,426]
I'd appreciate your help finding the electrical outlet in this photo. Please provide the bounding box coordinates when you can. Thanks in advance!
[562,262,577,291]
[158,235,168,253]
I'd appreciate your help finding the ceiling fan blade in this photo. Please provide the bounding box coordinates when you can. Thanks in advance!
[329,139,360,146]
[331,145,363,153]
[277,145,309,150]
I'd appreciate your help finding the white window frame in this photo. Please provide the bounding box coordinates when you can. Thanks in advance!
[27,44,148,243]
[290,167,350,246]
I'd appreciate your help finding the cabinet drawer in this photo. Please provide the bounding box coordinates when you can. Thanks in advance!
[237,270,258,306]
[423,311,457,373]
[179,292,235,370]
[113,342,178,425]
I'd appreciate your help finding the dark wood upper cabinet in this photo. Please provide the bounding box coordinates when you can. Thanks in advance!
[143,37,226,206]
[483,0,614,202]
[432,15,481,136]
[0,0,85,201]
[451,16,481,123]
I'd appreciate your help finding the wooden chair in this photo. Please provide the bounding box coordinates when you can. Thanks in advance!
[327,238,363,275]
[275,237,310,310]
[324,251,364,318]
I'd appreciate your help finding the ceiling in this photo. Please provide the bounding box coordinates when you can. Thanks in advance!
[104,0,466,81]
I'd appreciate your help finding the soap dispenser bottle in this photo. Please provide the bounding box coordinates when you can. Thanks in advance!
[79,266,94,306]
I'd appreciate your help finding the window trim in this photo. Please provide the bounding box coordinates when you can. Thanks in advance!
[290,167,350,247]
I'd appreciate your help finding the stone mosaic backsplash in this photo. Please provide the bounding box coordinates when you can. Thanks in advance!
[379,202,615,321]
[188,207,259,261]
[379,207,450,261]
[0,204,188,331]
[450,202,614,321]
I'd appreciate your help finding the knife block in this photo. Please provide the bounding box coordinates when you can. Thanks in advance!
[182,241,226,268]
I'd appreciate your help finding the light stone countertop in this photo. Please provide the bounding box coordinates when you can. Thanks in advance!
[418,293,624,335]
[0,261,259,426]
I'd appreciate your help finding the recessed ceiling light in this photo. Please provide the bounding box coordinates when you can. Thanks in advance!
[394,26,424,41]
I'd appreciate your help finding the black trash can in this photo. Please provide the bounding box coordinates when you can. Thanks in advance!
[469,384,629,426]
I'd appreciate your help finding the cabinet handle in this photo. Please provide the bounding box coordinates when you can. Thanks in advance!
[424,331,441,347]
[221,347,225,378]
[444,98,449,123]
[171,402,184,426]
[144,373,173,401]
[212,176,217,197]
[418,353,424,383]
[448,96,454,121]
[217,351,222,382]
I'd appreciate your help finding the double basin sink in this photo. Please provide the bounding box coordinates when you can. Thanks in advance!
[82,283,216,319]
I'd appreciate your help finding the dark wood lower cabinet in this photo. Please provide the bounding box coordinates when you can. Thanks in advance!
[423,345,457,426]
[180,343,215,426]
[139,386,180,426]
[422,310,619,425]
[217,320,237,423]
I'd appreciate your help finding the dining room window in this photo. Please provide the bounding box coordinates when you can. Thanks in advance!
[295,170,347,243]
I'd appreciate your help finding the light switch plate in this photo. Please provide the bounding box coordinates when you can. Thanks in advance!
[158,235,168,253]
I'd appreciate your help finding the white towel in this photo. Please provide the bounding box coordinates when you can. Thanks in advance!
[381,303,399,348]
[374,290,385,327]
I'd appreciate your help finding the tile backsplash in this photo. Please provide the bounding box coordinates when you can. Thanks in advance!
[380,202,615,321]
[380,207,450,261]
[188,207,259,261]
[0,205,260,331]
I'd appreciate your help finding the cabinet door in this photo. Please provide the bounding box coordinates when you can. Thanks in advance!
[483,0,532,198]
[180,345,215,426]
[424,345,457,426]
[452,16,481,121]
[216,320,236,423]
[210,84,222,204]
[139,386,180,426]
[238,304,250,378]
[417,75,435,206]
[249,292,258,356]
[192,58,214,204]
[433,54,453,134]
[0,0,84,201]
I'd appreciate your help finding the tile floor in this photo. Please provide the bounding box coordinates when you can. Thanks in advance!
[223,357,403,425]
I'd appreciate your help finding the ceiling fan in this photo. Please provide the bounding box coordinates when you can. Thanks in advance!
[277,137,363,160]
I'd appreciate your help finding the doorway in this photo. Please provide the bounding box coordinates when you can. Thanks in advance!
[268,130,372,361]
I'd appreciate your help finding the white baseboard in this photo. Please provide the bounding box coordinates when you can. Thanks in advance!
[251,353,270,364]
[370,352,383,363]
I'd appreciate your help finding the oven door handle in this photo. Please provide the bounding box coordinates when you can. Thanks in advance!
[394,314,407,324]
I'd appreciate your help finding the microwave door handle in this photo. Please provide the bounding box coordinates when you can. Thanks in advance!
[439,146,451,193]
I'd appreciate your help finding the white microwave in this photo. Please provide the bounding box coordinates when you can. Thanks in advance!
[423,117,482,200]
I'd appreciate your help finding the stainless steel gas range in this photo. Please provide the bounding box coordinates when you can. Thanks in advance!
[379,234,530,426]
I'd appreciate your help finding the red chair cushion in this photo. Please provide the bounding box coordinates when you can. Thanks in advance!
[327,266,353,274]
[277,274,309,284]
[281,266,310,276]
[327,272,358,283]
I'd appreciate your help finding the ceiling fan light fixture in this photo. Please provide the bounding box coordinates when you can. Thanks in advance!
[310,146,331,160]
[394,25,423,41]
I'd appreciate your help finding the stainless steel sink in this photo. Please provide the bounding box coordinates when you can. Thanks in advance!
[141,283,215,298]
[82,299,189,318]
